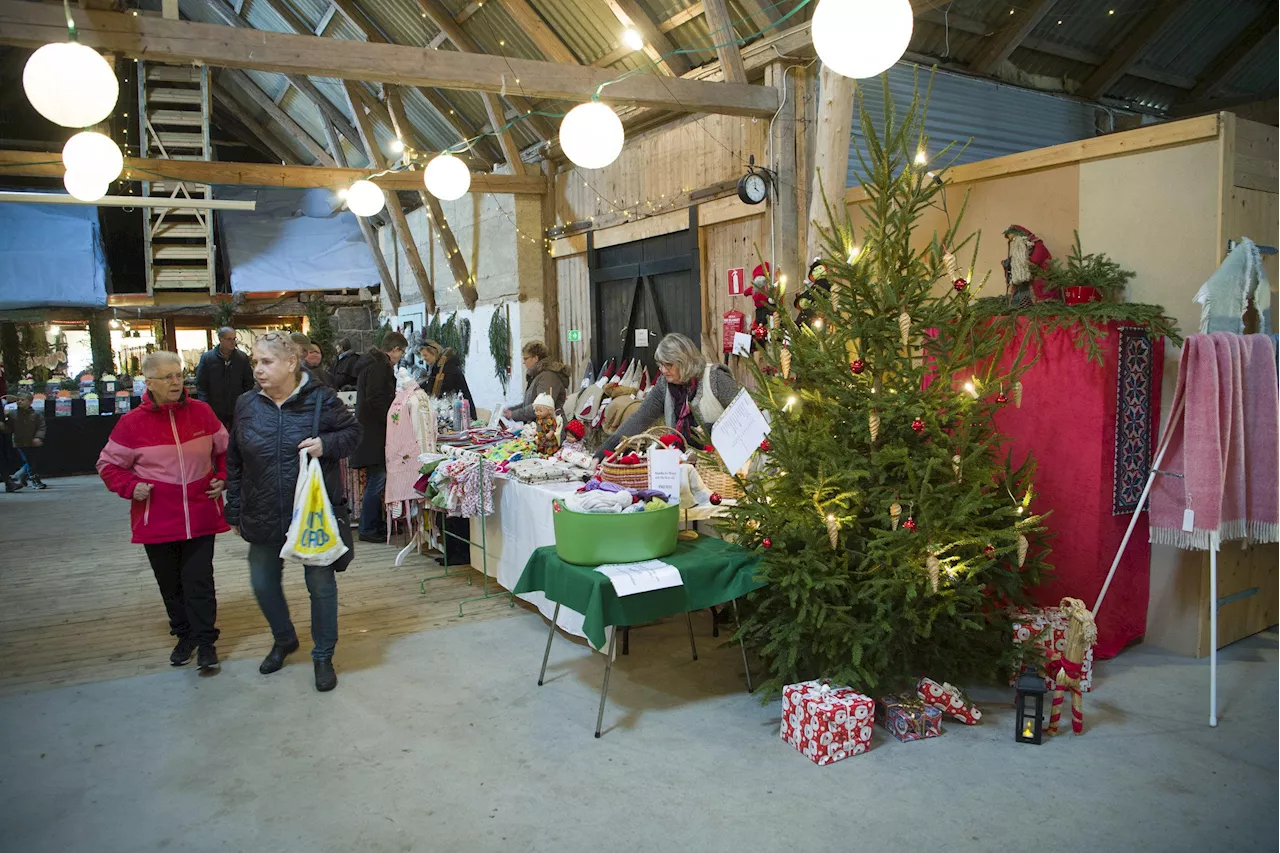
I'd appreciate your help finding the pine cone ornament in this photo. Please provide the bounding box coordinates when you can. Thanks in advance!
[1017,534,1029,568]
[1012,380,1023,408]
[898,311,911,348]
[890,502,902,530]
[952,454,962,482]
[869,411,881,441]
[943,250,960,280]
[780,346,792,379]
[826,515,839,549]
[926,555,941,593]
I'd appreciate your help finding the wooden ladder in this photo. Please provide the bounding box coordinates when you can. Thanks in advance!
[137,63,215,295]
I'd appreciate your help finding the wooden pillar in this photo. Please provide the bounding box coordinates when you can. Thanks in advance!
[805,65,856,264]
[767,60,800,291]
[540,160,561,362]
[161,318,178,354]
[88,310,116,377]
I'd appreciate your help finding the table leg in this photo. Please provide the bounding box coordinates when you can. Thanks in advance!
[710,606,720,638]
[621,626,629,656]
[595,629,618,739]
[684,611,698,661]
[732,598,752,694]
[537,602,561,686]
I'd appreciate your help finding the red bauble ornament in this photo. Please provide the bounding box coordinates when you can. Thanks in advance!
[903,517,917,532]
[996,392,1009,404]
[761,538,773,549]
[953,278,968,292]
[759,438,771,452]
[704,444,715,454]
[984,544,996,558]
[751,323,768,340]
[850,359,866,375]
[911,418,926,433]
[709,493,722,506]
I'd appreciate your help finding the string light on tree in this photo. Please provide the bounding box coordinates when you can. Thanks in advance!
[423,153,471,201]
[23,39,119,129]
[811,0,913,79]
[345,179,386,217]
[560,102,624,170]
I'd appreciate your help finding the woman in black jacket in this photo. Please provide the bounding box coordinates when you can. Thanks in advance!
[417,340,475,421]
[226,331,362,692]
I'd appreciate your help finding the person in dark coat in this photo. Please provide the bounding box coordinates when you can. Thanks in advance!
[351,332,407,542]
[417,339,475,421]
[304,341,336,389]
[195,326,254,428]
[504,341,568,422]
[332,338,363,391]
[226,331,362,693]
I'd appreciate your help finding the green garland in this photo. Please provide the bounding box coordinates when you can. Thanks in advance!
[970,297,1183,365]
[488,308,512,394]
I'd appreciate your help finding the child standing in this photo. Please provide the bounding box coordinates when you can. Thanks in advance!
[12,393,47,489]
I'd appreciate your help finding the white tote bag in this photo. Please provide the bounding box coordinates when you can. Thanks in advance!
[280,448,350,566]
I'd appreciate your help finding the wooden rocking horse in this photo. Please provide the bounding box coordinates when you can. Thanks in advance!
[1046,597,1097,735]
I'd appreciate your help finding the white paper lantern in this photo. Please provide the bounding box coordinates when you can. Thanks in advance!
[811,0,913,80]
[559,102,624,171]
[345,179,386,217]
[62,131,124,183]
[23,41,120,129]
[63,169,109,202]
[423,154,471,201]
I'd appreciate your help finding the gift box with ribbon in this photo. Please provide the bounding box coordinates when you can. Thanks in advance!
[780,679,875,765]
[877,694,944,742]
[1010,606,1095,692]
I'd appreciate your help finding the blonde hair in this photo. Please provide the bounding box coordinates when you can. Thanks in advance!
[653,333,706,384]
[141,350,183,378]
[254,331,303,380]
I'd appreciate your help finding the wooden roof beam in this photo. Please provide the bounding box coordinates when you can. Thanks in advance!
[212,87,299,164]
[602,0,691,76]
[0,1,780,116]
[969,0,1057,76]
[497,0,579,64]
[1184,7,1278,103]
[1082,0,1189,101]
[386,88,479,309]
[221,68,336,166]
[701,0,746,83]
[344,80,436,312]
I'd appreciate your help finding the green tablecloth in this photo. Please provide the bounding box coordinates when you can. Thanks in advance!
[513,537,764,648]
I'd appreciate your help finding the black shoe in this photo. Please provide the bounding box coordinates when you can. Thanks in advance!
[170,637,196,666]
[259,639,300,674]
[30,479,47,490]
[358,531,385,543]
[4,478,22,493]
[196,645,220,671]
[314,659,338,692]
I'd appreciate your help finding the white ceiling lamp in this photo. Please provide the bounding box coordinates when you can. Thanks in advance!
[345,179,386,217]
[63,170,109,202]
[621,28,644,52]
[62,131,124,183]
[560,102,624,170]
[811,0,913,79]
[423,153,471,201]
[23,40,120,129]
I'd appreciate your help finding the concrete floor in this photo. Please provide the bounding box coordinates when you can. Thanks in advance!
[0,608,1275,852]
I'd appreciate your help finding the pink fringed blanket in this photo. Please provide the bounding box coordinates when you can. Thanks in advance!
[1149,334,1278,549]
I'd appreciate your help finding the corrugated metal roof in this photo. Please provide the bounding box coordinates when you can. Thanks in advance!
[1142,0,1259,74]
[280,0,333,31]
[1227,36,1279,94]
[537,0,632,64]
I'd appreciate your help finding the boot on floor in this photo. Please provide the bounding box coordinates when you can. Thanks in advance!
[259,639,300,674]
[314,659,337,692]
[4,478,22,493]
[197,645,220,671]
[170,637,196,666]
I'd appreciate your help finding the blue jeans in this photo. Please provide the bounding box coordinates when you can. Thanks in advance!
[360,464,386,536]
[248,542,338,661]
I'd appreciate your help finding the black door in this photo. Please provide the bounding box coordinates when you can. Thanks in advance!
[589,209,701,377]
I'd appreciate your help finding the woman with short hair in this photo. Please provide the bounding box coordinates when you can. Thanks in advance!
[504,340,568,423]
[226,331,362,692]
[97,351,230,672]
[597,332,740,458]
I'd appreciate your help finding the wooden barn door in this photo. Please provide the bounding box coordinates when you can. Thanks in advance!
[589,210,701,376]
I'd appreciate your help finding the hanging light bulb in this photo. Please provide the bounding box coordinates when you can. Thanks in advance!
[423,153,471,201]
[388,137,404,154]
[560,102,624,170]
[621,28,644,51]
[23,41,120,129]
[62,131,123,183]
[811,0,913,79]
[345,179,385,217]
[63,169,108,202]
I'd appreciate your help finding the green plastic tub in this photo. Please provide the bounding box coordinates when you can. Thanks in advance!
[551,499,680,566]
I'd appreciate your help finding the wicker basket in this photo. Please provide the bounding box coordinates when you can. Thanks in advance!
[599,433,661,490]
[695,450,745,500]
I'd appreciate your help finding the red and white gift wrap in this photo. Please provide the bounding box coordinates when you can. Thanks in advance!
[1011,606,1095,692]
[916,677,982,725]
[780,680,875,765]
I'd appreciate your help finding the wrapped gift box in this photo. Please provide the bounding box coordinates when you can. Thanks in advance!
[780,680,875,765]
[1011,606,1095,692]
[877,694,943,742]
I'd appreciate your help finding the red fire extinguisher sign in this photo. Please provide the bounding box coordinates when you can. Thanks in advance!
[728,267,745,296]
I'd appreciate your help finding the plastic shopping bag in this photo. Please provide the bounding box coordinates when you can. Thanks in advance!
[280,449,350,566]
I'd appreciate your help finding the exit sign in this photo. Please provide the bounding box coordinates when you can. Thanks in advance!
[567,329,581,342]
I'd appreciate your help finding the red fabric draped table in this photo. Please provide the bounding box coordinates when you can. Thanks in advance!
[992,319,1164,658]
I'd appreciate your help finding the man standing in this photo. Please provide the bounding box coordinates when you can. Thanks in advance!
[350,332,406,542]
[196,327,254,429]
[332,337,362,391]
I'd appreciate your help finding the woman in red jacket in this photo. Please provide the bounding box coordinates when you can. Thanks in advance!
[97,351,230,672]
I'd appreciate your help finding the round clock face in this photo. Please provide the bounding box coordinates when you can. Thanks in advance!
[739,173,768,204]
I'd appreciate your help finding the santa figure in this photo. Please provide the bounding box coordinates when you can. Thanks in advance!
[1002,225,1052,307]
[744,262,779,345]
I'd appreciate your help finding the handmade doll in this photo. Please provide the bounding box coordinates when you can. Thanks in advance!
[532,393,560,456]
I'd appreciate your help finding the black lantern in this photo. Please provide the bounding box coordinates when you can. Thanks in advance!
[1014,665,1048,745]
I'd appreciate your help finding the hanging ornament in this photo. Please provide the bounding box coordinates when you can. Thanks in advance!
[953,278,968,293]
[1017,534,1029,568]
[709,492,722,506]
[850,358,866,375]
[759,438,772,452]
[751,323,768,340]
[1012,380,1023,408]
[984,544,996,558]
[911,417,925,433]
[952,454,962,482]
[780,346,792,379]
[943,250,960,280]
[898,311,911,348]
[903,517,917,532]
[761,538,773,549]
[889,502,902,530]
[996,392,1009,405]
[826,514,839,549]
[869,410,881,441]
[926,554,941,593]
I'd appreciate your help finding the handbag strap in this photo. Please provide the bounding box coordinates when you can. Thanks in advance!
[311,390,323,438]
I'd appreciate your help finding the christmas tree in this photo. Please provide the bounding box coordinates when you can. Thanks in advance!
[727,80,1048,698]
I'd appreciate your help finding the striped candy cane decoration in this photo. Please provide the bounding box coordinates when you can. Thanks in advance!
[1048,689,1065,734]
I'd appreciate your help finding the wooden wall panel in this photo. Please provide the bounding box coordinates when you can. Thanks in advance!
[555,254,592,379]
[554,114,768,227]
[700,211,767,386]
